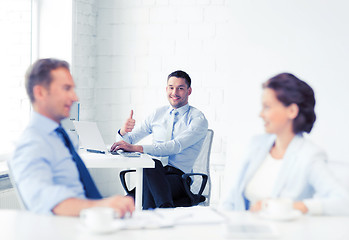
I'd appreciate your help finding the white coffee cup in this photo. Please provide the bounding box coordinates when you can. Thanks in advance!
[261,198,294,216]
[80,207,116,232]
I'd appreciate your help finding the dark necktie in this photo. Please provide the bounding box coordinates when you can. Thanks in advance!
[56,126,102,199]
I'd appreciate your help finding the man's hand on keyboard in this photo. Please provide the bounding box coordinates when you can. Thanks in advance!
[110,140,143,153]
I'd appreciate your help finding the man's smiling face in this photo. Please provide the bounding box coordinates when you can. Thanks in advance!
[166,77,192,109]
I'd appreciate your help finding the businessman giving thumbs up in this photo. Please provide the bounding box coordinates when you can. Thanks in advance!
[111,70,208,209]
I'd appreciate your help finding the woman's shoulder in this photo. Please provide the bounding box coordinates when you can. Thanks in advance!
[287,135,328,167]
[297,135,327,157]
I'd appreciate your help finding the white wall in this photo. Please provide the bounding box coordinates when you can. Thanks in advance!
[0,0,32,154]
[0,0,74,156]
[73,0,349,202]
[224,0,349,170]
[95,0,231,162]
[73,0,98,121]
[94,0,349,162]
[73,0,127,197]
[38,0,72,62]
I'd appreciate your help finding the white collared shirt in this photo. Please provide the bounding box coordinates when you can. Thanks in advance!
[9,111,86,214]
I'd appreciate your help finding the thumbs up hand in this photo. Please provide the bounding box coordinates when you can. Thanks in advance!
[120,110,135,136]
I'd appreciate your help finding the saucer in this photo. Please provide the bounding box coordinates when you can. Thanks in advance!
[121,214,174,229]
[258,210,302,221]
[78,221,124,234]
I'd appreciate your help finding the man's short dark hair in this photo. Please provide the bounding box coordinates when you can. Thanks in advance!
[263,73,316,134]
[167,70,191,88]
[25,58,70,103]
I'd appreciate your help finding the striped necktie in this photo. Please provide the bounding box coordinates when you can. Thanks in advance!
[56,126,102,199]
[166,109,178,141]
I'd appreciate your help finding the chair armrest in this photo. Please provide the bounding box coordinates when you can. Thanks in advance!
[119,169,136,194]
[181,173,208,196]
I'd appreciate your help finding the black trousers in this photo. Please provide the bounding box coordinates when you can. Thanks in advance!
[142,159,189,209]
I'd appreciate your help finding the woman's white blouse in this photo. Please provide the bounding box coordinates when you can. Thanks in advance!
[245,154,283,205]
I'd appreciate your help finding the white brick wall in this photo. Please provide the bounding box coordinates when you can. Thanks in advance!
[74,0,125,197]
[74,0,98,121]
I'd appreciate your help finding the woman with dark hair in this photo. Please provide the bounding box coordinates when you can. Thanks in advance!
[221,73,349,215]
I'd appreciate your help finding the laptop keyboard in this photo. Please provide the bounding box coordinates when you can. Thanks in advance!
[109,150,141,157]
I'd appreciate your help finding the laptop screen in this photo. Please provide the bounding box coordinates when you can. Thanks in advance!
[73,121,108,153]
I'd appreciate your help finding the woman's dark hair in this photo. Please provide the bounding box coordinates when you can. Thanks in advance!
[25,58,70,103]
[167,70,191,88]
[263,73,316,134]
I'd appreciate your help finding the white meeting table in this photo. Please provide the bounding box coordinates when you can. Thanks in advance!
[1,208,349,240]
[79,150,154,210]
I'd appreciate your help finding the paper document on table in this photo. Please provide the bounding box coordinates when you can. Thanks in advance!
[116,207,225,229]
[153,206,226,225]
[117,210,174,229]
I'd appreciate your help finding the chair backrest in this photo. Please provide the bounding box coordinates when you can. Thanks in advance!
[7,163,27,210]
[190,129,214,206]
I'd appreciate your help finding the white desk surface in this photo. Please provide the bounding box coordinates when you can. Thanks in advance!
[79,151,154,169]
[1,208,349,240]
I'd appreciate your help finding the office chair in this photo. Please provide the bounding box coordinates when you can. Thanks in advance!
[119,129,214,208]
[7,163,27,210]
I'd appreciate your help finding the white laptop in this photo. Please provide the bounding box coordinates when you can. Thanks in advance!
[73,121,109,154]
